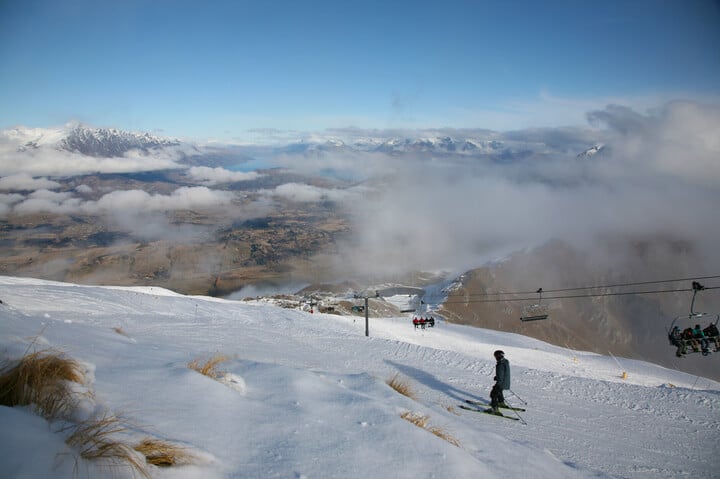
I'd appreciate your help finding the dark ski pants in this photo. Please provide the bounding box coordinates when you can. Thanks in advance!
[490,384,505,408]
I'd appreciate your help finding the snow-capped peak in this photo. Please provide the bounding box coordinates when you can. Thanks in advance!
[2,123,181,158]
[576,144,605,160]
[60,125,180,157]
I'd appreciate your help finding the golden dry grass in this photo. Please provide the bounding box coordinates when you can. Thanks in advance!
[65,417,201,475]
[112,326,129,337]
[188,354,230,379]
[386,373,416,400]
[134,438,197,467]
[426,424,461,447]
[400,410,428,427]
[0,349,86,420]
[400,411,461,448]
[2,348,201,475]
[65,415,151,479]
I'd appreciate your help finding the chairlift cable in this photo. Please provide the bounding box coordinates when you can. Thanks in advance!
[441,285,720,305]
[539,275,720,294]
[428,274,720,300]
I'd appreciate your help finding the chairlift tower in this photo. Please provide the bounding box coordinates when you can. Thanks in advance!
[354,292,374,337]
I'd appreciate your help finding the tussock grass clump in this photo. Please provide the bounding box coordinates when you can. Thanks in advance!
[65,415,150,479]
[188,354,230,379]
[66,416,201,475]
[112,326,129,337]
[134,438,197,467]
[400,410,429,428]
[2,349,202,475]
[400,411,461,448]
[0,349,86,420]
[386,373,416,400]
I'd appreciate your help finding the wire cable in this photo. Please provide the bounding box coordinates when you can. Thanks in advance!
[440,285,720,305]
[439,274,720,299]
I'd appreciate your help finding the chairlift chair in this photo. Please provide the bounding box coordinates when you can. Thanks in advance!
[520,288,549,322]
[667,281,720,356]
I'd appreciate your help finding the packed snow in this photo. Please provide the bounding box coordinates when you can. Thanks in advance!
[1,276,718,478]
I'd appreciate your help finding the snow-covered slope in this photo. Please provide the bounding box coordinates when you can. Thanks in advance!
[0,276,718,478]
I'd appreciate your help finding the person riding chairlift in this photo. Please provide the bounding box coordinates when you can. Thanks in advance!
[692,324,709,355]
[703,323,720,352]
[669,326,687,357]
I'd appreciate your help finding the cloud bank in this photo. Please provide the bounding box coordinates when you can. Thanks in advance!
[2,100,718,283]
[5,186,236,216]
[308,100,720,278]
[0,173,61,191]
[186,166,262,185]
[0,126,187,177]
[268,182,361,204]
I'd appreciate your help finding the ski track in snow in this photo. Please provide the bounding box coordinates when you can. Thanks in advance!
[1,276,719,478]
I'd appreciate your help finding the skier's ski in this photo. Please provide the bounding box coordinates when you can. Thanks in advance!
[464,399,525,412]
[459,404,520,420]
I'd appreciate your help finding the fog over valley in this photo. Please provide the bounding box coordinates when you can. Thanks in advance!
[2,101,720,282]
[2,101,720,381]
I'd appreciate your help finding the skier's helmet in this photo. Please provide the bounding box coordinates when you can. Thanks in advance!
[494,350,504,359]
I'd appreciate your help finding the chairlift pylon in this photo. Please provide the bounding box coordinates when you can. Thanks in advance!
[520,287,549,322]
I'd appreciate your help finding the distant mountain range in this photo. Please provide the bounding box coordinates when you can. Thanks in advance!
[8,124,181,158]
[5,124,603,163]
[278,135,513,156]
[60,126,180,157]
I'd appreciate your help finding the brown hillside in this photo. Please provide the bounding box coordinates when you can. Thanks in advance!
[439,240,720,382]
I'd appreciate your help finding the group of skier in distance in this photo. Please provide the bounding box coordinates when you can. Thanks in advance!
[411,316,435,329]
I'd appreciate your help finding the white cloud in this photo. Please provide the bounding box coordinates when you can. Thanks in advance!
[274,147,404,183]
[7,186,236,217]
[330,100,720,277]
[84,186,235,213]
[445,91,719,131]
[587,101,720,185]
[0,127,187,177]
[0,193,23,217]
[186,166,261,185]
[14,190,82,215]
[4,100,719,277]
[0,192,24,204]
[270,183,355,203]
[0,174,61,191]
[0,148,185,177]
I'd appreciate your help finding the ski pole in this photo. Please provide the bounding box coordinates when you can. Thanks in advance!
[509,389,527,405]
[504,398,527,425]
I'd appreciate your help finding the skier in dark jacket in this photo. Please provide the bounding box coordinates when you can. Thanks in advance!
[669,326,686,357]
[704,323,720,351]
[490,350,510,414]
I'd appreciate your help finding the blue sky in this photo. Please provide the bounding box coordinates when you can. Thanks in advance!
[1,0,719,140]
